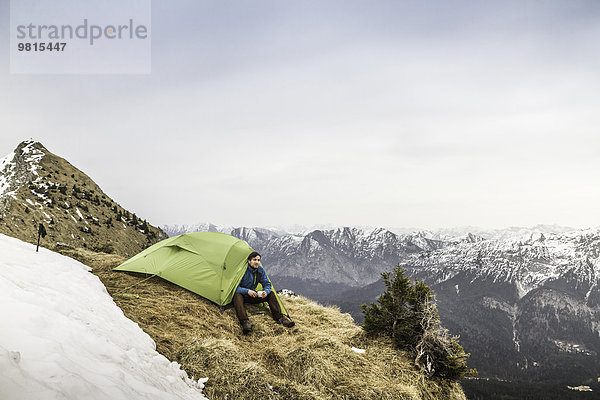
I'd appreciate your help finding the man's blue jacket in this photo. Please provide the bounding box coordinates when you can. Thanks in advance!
[235,264,272,296]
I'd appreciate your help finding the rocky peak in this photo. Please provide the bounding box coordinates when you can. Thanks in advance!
[464,232,485,243]
[231,226,281,245]
[527,232,546,243]
[0,140,47,200]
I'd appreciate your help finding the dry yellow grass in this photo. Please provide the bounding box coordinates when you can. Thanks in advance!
[59,247,466,400]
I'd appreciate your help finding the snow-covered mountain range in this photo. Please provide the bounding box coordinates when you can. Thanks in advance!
[404,229,600,300]
[163,224,456,285]
[161,222,579,287]
[398,228,600,383]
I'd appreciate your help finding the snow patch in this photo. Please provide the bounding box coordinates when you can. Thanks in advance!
[0,234,208,400]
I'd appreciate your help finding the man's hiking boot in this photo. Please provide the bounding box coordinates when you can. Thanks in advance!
[277,316,295,328]
[241,320,253,335]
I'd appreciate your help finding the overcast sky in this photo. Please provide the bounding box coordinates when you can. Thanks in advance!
[1,0,599,230]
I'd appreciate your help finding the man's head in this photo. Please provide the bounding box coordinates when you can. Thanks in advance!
[247,251,261,269]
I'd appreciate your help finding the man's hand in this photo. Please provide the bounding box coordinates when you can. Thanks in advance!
[248,290,258,298]
[257,291,267,298]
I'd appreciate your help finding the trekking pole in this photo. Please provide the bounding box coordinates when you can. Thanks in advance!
[36,223,46,252]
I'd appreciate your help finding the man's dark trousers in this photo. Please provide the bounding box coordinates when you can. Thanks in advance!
[233,292,283,322]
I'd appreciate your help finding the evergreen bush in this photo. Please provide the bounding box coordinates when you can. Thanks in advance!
[362,265,477,380]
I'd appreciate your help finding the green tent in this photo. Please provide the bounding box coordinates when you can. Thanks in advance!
[114,232,288,315]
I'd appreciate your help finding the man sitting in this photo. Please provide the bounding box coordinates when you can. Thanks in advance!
[234,251,295,334]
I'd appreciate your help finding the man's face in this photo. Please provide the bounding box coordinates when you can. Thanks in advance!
[249,255,261,269]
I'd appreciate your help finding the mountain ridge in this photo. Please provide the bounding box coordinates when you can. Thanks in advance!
[0,140,167,257]
[161,222,580,287]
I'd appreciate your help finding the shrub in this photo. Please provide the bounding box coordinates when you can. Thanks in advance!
[362,266,477,380]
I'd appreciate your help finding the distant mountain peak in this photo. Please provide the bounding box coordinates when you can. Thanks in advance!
[528,232,546,242]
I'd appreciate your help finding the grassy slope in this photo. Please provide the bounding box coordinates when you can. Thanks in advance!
[61,247,466,400]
